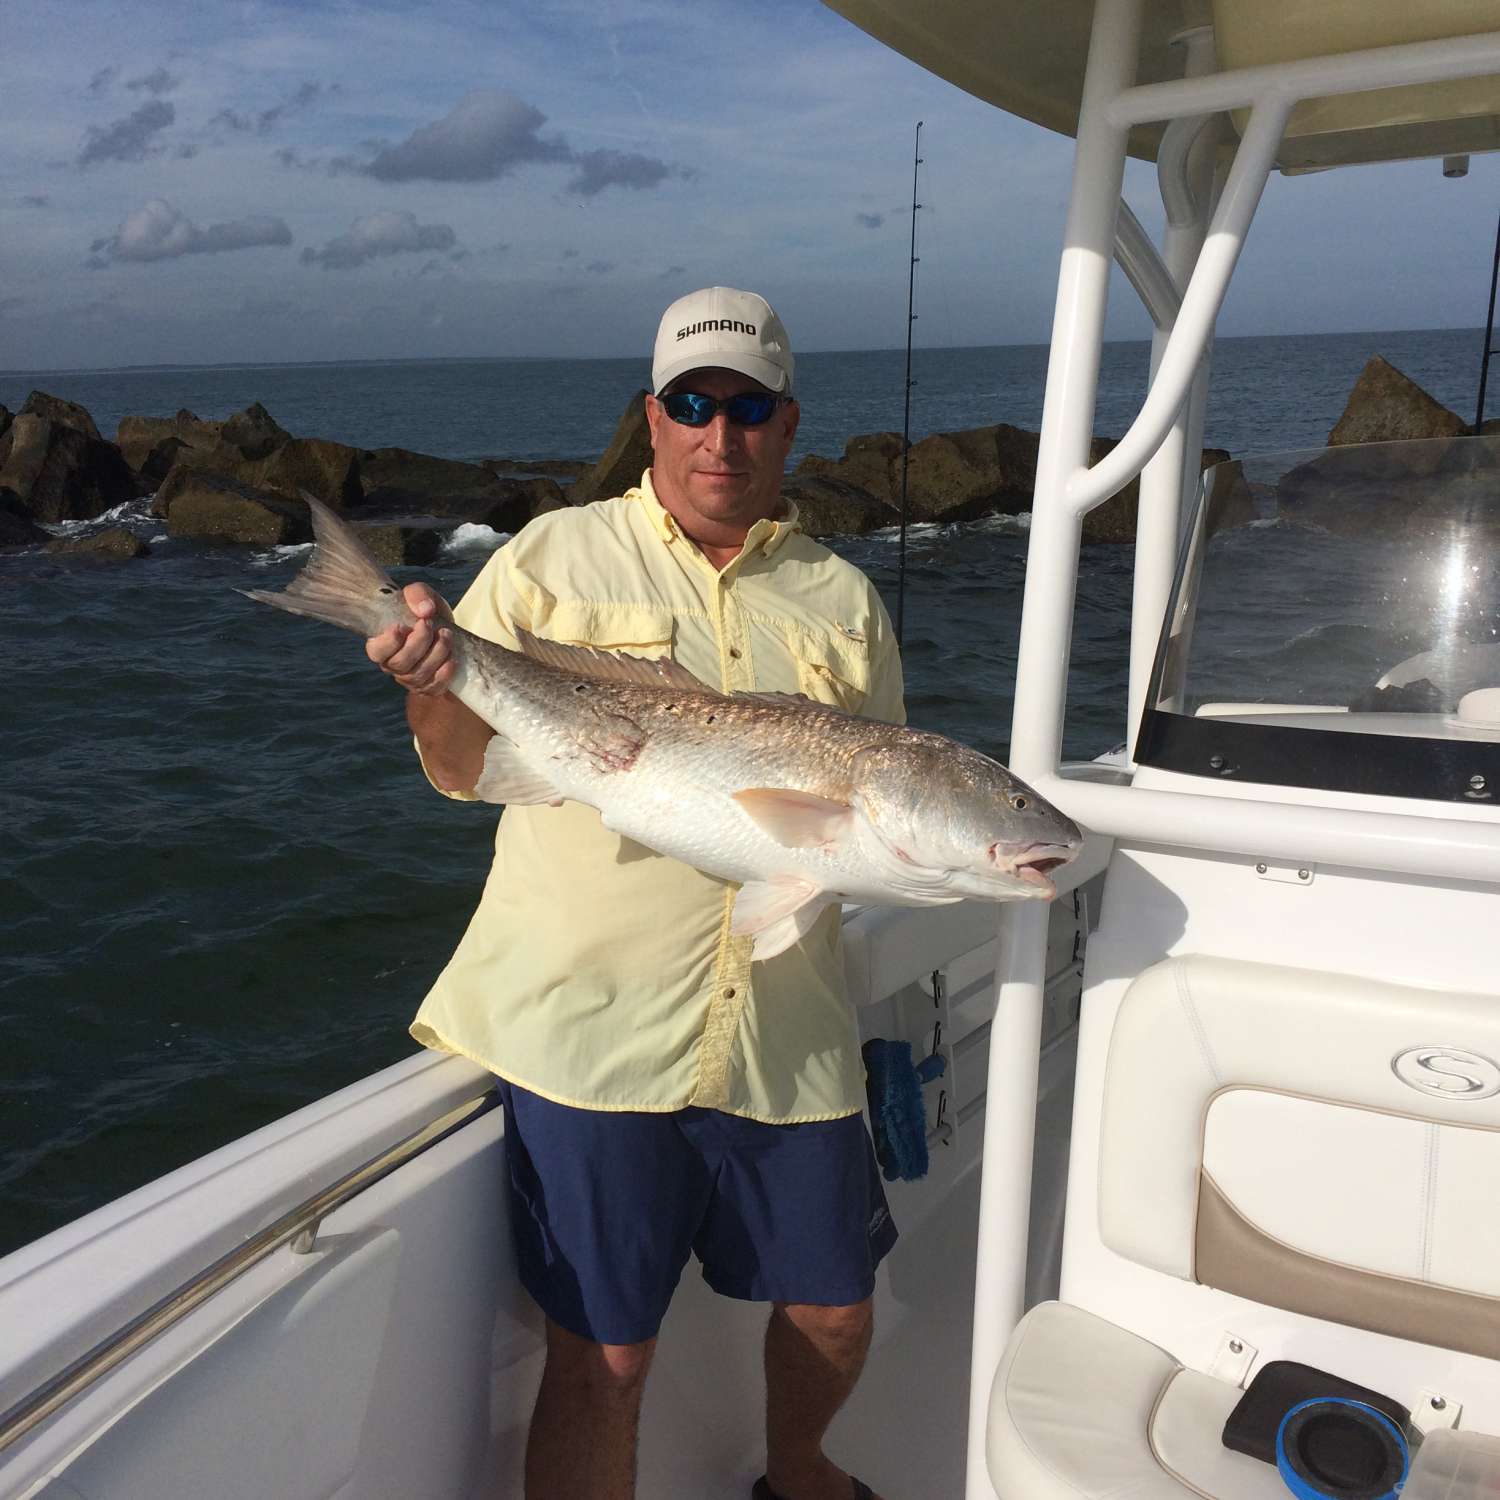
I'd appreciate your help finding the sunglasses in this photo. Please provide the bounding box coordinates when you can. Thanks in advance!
[659,391,789,427]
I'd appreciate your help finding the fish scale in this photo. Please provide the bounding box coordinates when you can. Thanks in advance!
[244,495,1084,960]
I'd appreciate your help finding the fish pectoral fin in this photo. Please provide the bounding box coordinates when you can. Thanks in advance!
[731,877,828,961]
[750,903,830,962]
[730,788,854,849]
[473,736,564,807]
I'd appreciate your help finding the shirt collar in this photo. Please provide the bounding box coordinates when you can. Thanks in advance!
[631,469,801,562]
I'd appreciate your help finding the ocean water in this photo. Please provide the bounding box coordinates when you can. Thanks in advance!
[0,327,1486,1255]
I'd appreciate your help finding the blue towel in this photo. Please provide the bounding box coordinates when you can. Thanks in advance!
[862,1038,947,1182]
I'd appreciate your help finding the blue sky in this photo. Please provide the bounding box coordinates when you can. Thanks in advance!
[3,0,1497,370]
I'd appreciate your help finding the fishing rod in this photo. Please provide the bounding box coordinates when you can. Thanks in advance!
[1475,202,1499,433]
[896,120,922,647]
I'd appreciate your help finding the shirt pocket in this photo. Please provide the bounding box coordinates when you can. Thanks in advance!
[789,625,872,713]
[538,600,675,659]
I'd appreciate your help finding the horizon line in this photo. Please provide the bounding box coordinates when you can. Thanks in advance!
[1,323,1483,381]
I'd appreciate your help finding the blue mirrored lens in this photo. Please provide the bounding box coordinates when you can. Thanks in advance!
[724,394,777,425]
[662,392,780,427]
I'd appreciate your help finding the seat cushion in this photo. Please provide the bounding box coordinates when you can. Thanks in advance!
[987,1302,1289,1500]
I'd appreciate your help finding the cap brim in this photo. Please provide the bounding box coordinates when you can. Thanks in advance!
[653,351,791,396]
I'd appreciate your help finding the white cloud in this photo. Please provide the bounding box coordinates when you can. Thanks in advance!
[78,99,174,166]
[92,198,293,263]
[566,148,681,197]
[300,210,457,270]
[212,81,332,136]
[366,91,568,182]
[361,90,681,196]
[125,67,179,96]
[1,0,1493,371]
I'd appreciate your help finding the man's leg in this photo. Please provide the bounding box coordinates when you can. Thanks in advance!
[764,1297,883,1500]
[526,1317,656,1500]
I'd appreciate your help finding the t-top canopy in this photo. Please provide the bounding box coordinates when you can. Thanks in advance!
[822,0,1500,170]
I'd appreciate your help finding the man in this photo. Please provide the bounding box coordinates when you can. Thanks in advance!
[367,288,903,1500]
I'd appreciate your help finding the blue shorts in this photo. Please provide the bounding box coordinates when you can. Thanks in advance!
[497,1080,898,1345]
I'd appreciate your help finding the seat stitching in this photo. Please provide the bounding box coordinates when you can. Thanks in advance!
[1419,1124,1439,1283]
[1173,964,1223,1088]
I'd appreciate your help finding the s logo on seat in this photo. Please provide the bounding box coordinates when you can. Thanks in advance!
[1391,1046,1500,1100]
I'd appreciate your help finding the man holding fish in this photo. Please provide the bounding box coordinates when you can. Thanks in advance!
[253,288,1079,1500]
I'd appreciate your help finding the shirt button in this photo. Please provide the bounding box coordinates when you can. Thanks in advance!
[729,647,741,659]
[723,986,736,998]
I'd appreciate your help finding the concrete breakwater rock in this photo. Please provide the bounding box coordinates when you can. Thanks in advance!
[0,355,1475,558]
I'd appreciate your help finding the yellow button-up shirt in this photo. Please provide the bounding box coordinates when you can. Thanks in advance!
[408,472,905,1122]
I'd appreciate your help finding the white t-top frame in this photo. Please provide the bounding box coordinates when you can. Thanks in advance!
[966,4,1500,1495]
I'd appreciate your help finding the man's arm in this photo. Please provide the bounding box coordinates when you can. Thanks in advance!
[367,582,494,793]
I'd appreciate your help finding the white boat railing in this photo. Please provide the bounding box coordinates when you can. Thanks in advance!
[0,1086,499,1458]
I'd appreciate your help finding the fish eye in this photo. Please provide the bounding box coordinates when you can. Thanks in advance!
[1008,793,1029,811]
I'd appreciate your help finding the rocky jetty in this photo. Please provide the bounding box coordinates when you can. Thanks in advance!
[0,391,137,524]
[567,391,652,509]
[0,487,48,547]
[155,467,312,546]
[44,527,149,561]
[1329,357,1468,446]
[0,389,586,553]
[781,475,899,538]
[1277,361,1480,537]
[357,523,446,567]
[0,355,1480,556]
[794,422,1227,543]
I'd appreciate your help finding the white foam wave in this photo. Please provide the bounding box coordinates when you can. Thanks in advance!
[441,522,509,558]
[869,521,945,542]
[975,511,1031,535]
[867,510,1031,542]
[249,542,314,567]
[42,496,156,537]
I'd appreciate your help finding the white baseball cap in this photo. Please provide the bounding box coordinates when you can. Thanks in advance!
[652,287,794,396]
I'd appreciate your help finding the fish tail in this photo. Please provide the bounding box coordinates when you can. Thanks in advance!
[240,493,411,638]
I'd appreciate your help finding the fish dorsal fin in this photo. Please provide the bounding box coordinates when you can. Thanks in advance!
[733,690,868,722]
[734,690,815,708]
[732,788,855,848]
[513,627,717,693]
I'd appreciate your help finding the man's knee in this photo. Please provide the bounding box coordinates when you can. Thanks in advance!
[775,1297,874,1344]
[544,1318,656,1394]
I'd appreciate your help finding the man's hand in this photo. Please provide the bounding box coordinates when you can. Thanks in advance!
[367,583,457,697]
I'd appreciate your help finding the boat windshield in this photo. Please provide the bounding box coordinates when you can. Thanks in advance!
[1138,435,1500,804]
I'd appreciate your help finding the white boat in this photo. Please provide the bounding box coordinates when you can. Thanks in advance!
[4,3,1500,1497]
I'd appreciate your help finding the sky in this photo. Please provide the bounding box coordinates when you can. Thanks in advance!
[2,0,1498,371]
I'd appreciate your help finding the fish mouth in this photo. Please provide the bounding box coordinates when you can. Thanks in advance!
[1008,845,1076,898]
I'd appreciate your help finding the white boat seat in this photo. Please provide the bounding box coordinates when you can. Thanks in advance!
[988,1301,1287,1500]
[987,955,1500,1499]
[1097,956,1500,1358]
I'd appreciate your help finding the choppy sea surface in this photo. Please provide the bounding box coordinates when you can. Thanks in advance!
[0,328,1487,1254]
